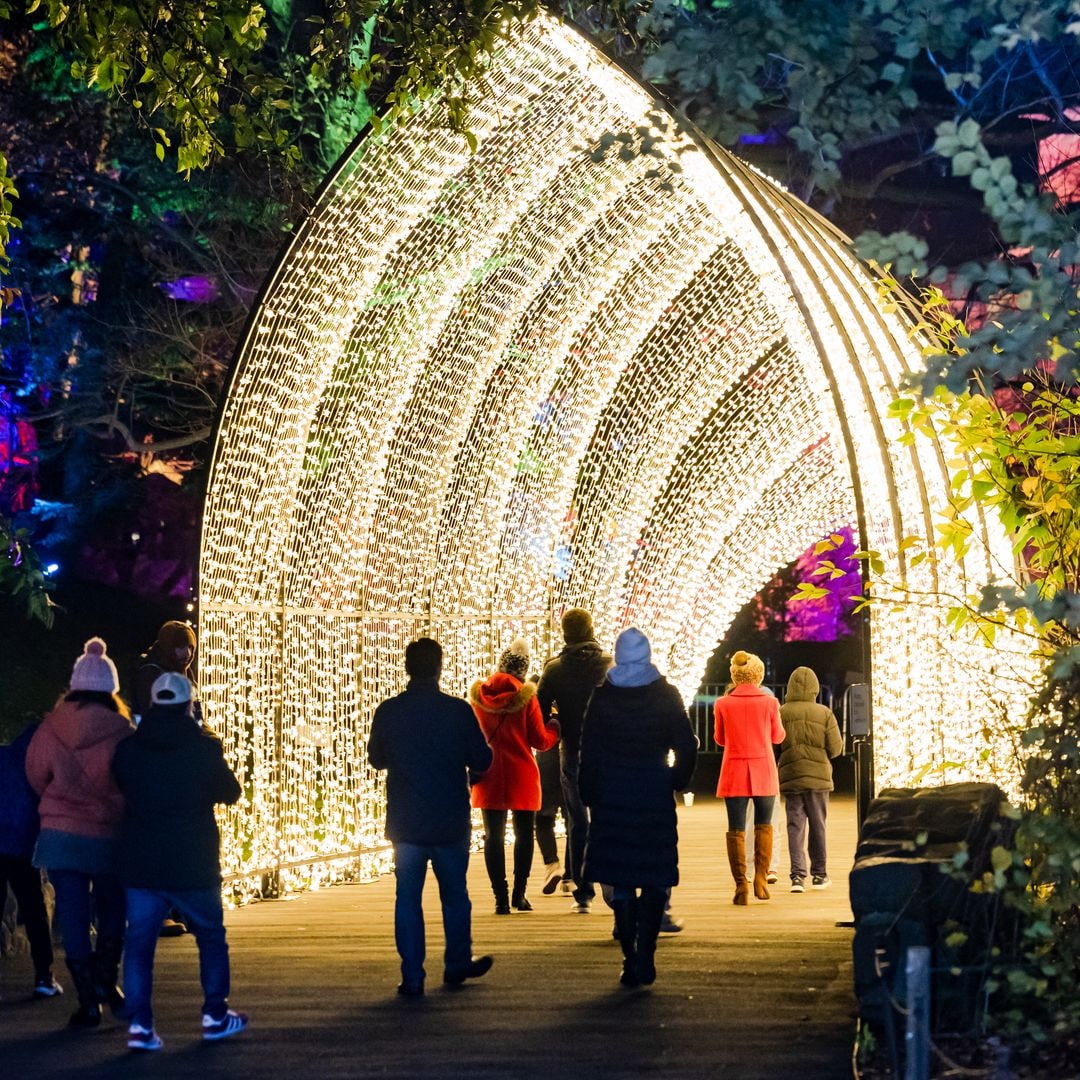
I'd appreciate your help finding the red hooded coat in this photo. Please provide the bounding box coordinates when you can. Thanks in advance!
[714,684,785,797]
[25,698,134,839]
[469,675,559,811]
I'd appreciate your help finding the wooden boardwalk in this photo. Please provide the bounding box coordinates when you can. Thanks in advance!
[1,795,857,1079]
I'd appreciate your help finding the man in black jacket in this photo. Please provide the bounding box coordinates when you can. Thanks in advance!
[367,637,494,997]
[112,673,247,1051]
[537,608,612,913]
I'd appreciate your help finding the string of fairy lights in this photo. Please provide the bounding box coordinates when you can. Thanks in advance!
[200,14,1034,897]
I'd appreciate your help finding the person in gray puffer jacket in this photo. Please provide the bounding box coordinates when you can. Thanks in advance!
[778,667,843,893]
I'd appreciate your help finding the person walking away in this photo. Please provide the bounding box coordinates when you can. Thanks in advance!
[533,742,566,895]
[368,637,495,997]
[112,672,246,1051]
[132,620,198,939]
[778,667,843,892]
[25,638,134,1025]
[537,608,611,913]
[579,628,696,987]
[714,651,785,905]
[469,641,560,914]
[0,718,62,999]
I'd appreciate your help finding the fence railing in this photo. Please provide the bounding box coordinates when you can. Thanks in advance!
[689,682,836,753]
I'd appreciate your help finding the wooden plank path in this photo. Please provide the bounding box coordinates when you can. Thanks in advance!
[1,795,858,1079]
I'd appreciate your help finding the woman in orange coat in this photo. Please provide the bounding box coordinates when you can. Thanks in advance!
[469,640,560,914]
[714,650,785,905]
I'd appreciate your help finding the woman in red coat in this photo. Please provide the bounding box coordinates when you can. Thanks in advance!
[470,640,560,914]
[714,650,785,905]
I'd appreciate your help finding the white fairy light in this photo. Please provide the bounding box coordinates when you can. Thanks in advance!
[200,14,1033,895]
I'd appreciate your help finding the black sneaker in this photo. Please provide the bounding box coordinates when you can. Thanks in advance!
[33,975,63,999]
[791,877,806,893]
[811,875,832,890]
[443,955,494,986]
[397,981,424,998]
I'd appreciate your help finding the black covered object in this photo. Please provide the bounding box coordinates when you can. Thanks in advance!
[850,782,1015,1033]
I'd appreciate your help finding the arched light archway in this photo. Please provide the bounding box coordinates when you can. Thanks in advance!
[200,15,1028,892]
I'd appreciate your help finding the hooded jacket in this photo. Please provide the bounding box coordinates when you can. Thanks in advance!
[778,668,843,792]
[536,640,612,752]
[714,684,785,797]
[469,674,559,811]
[111,703,241,889]
[25,698,134,839]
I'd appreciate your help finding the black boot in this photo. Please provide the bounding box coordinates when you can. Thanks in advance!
[92,937,127,1019]
[612,898,640,988]
[635,889,666,987]
[511,877,532,912]
[65,959,102,1027]
[493,880,511,915]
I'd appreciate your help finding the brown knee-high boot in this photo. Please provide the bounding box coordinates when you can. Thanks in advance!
[726,831,749,905]
[753,824,773,900]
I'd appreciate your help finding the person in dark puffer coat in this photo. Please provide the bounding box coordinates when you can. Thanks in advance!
[469,639,560,914]
[778,667,843,892]
[579,628,697,988]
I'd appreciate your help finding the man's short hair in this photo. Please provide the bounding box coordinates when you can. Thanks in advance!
[405,637,443,679]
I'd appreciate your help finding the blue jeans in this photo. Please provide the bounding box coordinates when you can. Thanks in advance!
[393,841,472,986]
[49,868,126,964]
[123,887,230,1028]
[725,795,776,832]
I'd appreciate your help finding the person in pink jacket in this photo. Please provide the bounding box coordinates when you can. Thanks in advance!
[714,650,785,905]
[469,639,560,914]
[25,638,135,1026]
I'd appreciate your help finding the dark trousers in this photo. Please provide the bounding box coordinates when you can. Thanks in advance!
[0,855,54,978]
[48,868,125,964]
[724,795,776,832]
[560,746,594,904]
[480,810,535,894]
[123,886,231,1028]
[535,745,563,868]
[785,790,830,880]
[393,841,472,987]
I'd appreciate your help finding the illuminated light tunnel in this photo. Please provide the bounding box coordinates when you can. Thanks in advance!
[199,14,1031,894]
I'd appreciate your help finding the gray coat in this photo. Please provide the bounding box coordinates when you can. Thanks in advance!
[778,668,843,793]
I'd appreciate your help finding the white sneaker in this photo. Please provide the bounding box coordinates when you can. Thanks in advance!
[541,863,562,895]
[128,1023,164,1051]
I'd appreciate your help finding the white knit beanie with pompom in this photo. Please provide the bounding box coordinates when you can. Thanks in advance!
[70,637,120,693]
[497,638,531,681]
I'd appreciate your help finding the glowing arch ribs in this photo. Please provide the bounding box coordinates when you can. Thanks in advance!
[200,15,1029,894]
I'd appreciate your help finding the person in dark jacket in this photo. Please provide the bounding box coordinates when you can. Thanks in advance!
[112,673,247,1051]
[778,667,843,892]
[537,608,611,913]
[132,620,198,939]
[579,628,697,988]
[0,720,62,999]
[367,637,495,997]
